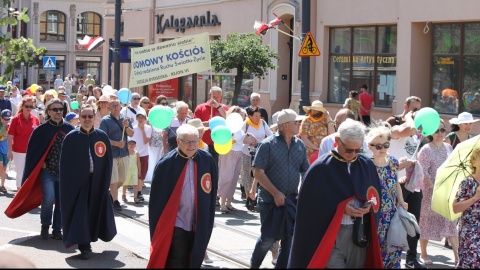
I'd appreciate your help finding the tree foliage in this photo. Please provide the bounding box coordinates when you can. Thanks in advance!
[0,0,47,85]
[210,32,279,105]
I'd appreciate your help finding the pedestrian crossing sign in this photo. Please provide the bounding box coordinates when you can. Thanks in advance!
[298,32,320,57]
[43,56,56,70]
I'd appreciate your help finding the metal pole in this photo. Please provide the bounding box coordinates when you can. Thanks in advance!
[298,0,311,115]
[114,0,121,90]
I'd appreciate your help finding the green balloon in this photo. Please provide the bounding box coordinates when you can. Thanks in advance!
[414,107,441,136]
[148,105,173,129]
[70,101,79,110]
[211,126,232,145]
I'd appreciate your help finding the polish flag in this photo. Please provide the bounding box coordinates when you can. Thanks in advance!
[253,13,284,36]
[77,35,105,52]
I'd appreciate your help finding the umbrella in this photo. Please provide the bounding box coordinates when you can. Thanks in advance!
[432,134,480,221]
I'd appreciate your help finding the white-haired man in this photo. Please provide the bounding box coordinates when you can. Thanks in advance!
[163,101,190,155]
[245,92,268,122]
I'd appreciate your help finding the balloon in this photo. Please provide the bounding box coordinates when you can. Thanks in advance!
[309,150,319,165]
[214,140,232,155]
[70,101,79,110]
[117,88,132,104]
[45,89,58,98]
[148,105,174,129]
[211,126,232,145]
[226,112,244,133]
[209,116,226,131]
[102,85,113,96]
[30,84,38,94]
[25,87,33,96]
[414,107,441,136]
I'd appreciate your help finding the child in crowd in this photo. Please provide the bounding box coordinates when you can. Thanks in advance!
[122,139,141,204]
[65,112,79,127]
[0,109,11,194]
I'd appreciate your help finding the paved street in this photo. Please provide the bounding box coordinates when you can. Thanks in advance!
[0,168,457,268]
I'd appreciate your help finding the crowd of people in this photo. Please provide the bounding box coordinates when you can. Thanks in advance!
[1,75,479,269]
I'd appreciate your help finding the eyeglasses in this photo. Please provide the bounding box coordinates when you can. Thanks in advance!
[49,108,63,112]
[435,128,447,134]
[36,90,44,93]
[369,142,390,150]
[132,97,141,100]
[80,115,94,119]
[141,101,150,104]
[288,121,301,125]
[338,138,363,154]
[23,105,34,109]
[160,102,168,106]
[179,138,200,145]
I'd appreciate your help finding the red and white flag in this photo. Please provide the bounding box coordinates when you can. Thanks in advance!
[77,35,105,52]
[253,13,284,36]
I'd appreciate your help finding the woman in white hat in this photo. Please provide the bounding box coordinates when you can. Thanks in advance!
[300,100,335,159]
[445,112,479,149]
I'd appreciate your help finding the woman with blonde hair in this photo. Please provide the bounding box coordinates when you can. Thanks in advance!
[7,96,40,190]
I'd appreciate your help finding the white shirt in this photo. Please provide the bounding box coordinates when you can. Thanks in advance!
[241,120,273,156]
[388,135,420,180]
[318,132,371,159]
[129,124,152,157]
[120,105,146,127]
[231,129,245,152]
[10,95,22,106]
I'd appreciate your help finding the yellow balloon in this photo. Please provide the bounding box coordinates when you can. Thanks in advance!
[30,84,38,94]
[214,140,233,155]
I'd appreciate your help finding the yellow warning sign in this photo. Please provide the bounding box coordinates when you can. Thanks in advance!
[299,32,320,57]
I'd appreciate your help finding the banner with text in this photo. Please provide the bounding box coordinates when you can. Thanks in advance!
[129,32,211,88]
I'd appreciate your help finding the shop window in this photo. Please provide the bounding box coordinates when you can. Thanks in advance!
[431,23,480,115]
[76,12,102,40]
[328,26,397,107]
[40,10,65,41]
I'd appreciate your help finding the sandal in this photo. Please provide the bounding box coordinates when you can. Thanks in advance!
[220,206,229,214]
[122,195,128,203]
[226,205,236,211]
[420,257,433,265]
[0,186,7,193]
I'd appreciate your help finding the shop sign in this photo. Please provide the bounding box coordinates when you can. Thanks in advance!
[148,78,179,101]
[156,11,221,34]
[332,56,396,64]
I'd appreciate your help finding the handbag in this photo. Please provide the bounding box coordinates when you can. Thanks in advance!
[352,215,370,248]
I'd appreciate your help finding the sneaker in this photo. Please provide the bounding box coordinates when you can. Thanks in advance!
[134,197,141,204]
[405,260,428,269]
[0,186,7,193]
[52,230,63,240]
[113,200,122,211]
[40,225,49,239]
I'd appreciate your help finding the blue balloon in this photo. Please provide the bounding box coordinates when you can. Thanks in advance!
[209,116,226,130]
[118,88,132,104]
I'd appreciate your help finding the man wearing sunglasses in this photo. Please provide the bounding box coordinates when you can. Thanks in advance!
[59,104,116,260]
[5,99,74,241]
[120,92,146,127]
[386,96,427,269]
[290,119,383,268]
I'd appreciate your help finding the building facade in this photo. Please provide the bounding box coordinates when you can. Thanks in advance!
[5,0,480,132]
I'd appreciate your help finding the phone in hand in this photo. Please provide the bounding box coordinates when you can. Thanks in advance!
[362,200,372,209]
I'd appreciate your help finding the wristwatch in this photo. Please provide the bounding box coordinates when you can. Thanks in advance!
[217,105,222,109]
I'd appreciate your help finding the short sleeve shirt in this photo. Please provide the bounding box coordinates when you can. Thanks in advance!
[130,124,152,157]
[193,102,228,145]
[253,132,310,203]
[99,114,132,158]
[358,92,374,116]
[7,113,40,153]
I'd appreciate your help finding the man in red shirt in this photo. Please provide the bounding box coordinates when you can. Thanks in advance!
[193,86,228,165]
[358,84,374,126]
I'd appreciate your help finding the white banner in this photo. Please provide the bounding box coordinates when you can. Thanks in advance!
[129,32,211,88]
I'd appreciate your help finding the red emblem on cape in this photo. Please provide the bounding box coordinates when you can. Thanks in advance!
[200,173,212,193]
[366,186,380,213]
[94,141,106,158]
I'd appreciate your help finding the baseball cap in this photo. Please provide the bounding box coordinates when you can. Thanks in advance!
[65,112,78,122]
[0,86,6,91]
[276,109,304,125]
[136,111,147,117]
[1,109,12,120]
[127,138,136,144]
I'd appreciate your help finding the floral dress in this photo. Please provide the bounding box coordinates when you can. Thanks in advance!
[417,143,458,240]
[375,155,402,269]
[344,97,361,121]
[299,116,329,158]
[455,176,480,268]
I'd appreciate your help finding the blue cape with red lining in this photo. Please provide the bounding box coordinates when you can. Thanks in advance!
[288,151,383,268]
[147,148,218,269]
[59,128,116,248]
[5,120,74,218]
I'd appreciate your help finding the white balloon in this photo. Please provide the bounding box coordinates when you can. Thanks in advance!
[226,112,244,133]
[102,85,113,96]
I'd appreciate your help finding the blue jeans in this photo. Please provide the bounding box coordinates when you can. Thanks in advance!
[250,201,293,269]
[40,169,61,232]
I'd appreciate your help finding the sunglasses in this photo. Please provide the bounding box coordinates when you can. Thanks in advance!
[23,105,34,109]
[132,97,141,100]
[36,90,44,93]
[80,115,94,119]
[369,142,390,150]
[435,128,447,134]
[49,108,63,112]
[141,101,150,104]
[339,138,363,154]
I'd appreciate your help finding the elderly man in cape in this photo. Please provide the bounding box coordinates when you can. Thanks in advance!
[147,124,218,268]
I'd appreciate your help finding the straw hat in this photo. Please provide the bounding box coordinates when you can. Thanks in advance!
[302,100,327,114]
[449,112,480,125]
[188,118,209,131]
